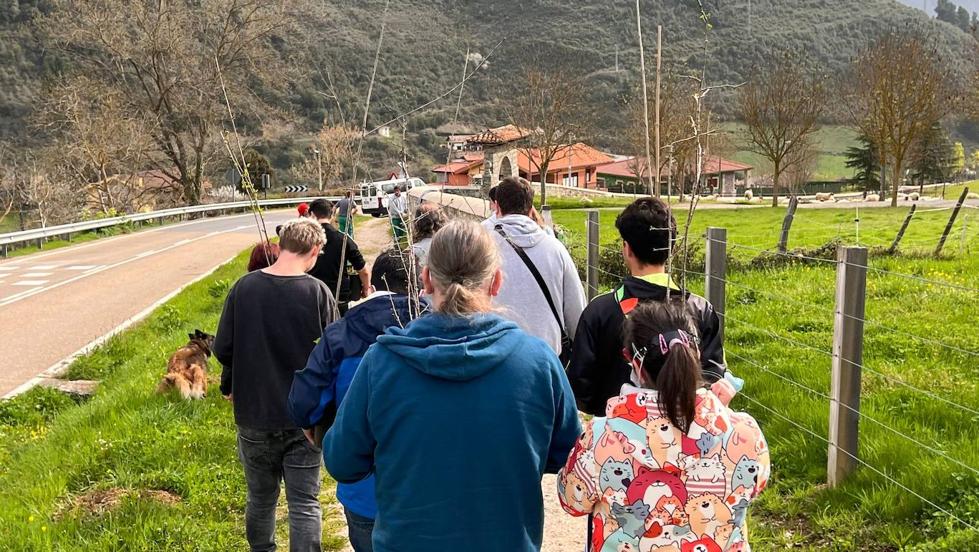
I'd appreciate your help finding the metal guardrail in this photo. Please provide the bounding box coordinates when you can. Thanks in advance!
[0,197,336,250]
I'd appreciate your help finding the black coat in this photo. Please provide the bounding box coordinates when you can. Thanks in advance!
[566,276,726,416]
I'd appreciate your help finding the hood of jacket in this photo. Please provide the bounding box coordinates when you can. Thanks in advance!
[493,214,547,249]
[375,313,523,381]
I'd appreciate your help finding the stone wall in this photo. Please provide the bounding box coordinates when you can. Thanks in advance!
[409,186,491,222]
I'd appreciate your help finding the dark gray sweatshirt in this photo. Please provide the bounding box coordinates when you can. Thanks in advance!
[214,270,336,430]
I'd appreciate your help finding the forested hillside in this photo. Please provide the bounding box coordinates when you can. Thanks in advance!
[1,0,975,177]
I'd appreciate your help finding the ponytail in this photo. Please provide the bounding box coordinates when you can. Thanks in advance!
[426,220,501,316]
[656,340,700,433]
[624,301,703,432]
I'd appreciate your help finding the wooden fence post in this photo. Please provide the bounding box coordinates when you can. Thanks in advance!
[705,227,727,341]
[586,210,599,301]
[777,195,799,253]
[828,246,868,487]
[935,187,969,256]
[888,204,916,254]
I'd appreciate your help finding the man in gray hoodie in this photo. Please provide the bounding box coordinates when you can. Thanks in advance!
[490,176,586,358]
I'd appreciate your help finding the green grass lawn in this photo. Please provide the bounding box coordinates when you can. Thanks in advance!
[0,251,346,551]
[725,124,860,182]
[557,205,979,550]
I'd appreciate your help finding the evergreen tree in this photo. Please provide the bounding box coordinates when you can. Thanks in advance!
[844,134,881,191]
[910,124,955,184]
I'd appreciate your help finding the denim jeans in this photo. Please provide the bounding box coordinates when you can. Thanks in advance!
[237,426,323,552]
[343,508,375,552]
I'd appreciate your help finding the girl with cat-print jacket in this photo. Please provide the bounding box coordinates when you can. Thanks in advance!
[557,302,770,552]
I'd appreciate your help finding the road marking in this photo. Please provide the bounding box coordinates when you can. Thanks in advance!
[12,280,48,286]
[30,264,62,270]
[0,224,255,308]
[173,239,191,246]
[65,265,97,270]
[134,250,156,259]
[0,266,19,271]
[21,272,53,278]
[2,250,241,399]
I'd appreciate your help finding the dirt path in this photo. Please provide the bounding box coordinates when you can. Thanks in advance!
[352,216,395,265]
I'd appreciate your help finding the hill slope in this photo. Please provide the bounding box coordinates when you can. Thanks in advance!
[1,0,975,178]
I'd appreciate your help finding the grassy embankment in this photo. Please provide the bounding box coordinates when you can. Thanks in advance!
[725,124,859,182]
[556,205,979,550]
[0,250,346,551]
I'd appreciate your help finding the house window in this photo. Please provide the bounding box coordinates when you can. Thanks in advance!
[597,177,606,188]
[563,172,579,187]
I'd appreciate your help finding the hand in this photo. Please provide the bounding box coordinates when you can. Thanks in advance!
[223,393,233,402]
[361,285,373,299]
[302,428,315,445]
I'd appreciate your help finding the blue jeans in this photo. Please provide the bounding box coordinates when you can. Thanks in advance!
[343,508,375,552]
[237,427,323,552]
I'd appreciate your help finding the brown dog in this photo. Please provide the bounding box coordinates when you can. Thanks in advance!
[158,329,214,400]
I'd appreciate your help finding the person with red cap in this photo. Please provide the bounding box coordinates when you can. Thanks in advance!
[297,202,310,218]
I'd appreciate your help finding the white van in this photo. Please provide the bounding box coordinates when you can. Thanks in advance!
[359,177,425,217]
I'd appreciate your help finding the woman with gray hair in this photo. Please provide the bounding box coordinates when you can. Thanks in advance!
[323,220,581,552]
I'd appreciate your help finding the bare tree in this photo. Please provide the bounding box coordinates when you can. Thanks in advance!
[40,77,156,214]
[42,0,298,205]
[318,123,360,188]
[626,72,698,194]
[845,31,953,207]
[738,56,825,207]
[8,155,80,230]
[0,150,15,228]
[506,68,592,206]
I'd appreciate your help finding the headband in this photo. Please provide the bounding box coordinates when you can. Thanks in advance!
[658,329,691,355]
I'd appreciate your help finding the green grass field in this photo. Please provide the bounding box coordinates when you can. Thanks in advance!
[0,251,346,551]
[556,205,979,550]
[725,124,860,182]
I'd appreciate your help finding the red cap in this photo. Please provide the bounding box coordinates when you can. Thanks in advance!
[297,202,309,216]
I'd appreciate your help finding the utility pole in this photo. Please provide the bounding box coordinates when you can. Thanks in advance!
[615,45,619,72]
[748,0,752,36]
[654,25,662,199]
[314,148,323,191]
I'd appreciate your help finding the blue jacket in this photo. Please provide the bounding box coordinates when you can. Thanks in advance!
[322,313,582,552]
[288,293,416,519]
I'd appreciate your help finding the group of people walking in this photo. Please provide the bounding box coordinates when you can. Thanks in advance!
[213,177,770,552]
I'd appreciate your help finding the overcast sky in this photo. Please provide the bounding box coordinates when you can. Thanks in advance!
[895,0,979,15]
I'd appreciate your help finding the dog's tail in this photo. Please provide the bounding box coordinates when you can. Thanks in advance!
[157,373,178,394]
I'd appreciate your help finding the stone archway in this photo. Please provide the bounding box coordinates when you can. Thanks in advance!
[498,155,513,182]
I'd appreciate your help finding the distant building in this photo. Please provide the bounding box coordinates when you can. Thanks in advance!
[432,152,485,186]
[595,156,752,196]
[378,125,392,138]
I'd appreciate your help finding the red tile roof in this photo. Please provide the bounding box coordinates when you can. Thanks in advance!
[595,157,647,179]
[467,124,531,145]
[432,152,484,175]
[596,156,752,179]
[702,156,753,174]
[518,143,615,175]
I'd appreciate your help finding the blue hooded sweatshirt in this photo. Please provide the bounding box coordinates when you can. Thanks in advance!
[288,293,418,519]
[322,313,582,552]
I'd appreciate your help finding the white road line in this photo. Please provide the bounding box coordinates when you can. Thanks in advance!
[134,250,156,259]
[2,250,241,399]
[12,280,48,286]
[65,265,97,271]
[21,272,53,278]
[0,266,19,271]
[30,264,62,270]
[0,224,254,308]
[0,210,277,265]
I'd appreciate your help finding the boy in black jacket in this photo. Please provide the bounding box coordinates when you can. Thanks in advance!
[566,198,726,416]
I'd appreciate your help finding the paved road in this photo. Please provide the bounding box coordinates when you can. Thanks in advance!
[0,210,295,397]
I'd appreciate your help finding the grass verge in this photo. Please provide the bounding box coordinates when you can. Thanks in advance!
[0,249,346,551]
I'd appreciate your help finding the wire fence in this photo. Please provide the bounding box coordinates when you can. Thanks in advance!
[571,207,979,536]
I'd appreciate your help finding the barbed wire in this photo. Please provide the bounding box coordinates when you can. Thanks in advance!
[729,351,979,479]
[737,391,979,533]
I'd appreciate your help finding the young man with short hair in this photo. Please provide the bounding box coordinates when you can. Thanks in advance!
[308,198,370,316]
[214,217,337,552]
[566,197,727,416]
[288,248,423,552]
[490,176,586,358]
